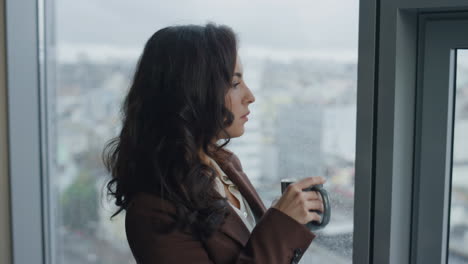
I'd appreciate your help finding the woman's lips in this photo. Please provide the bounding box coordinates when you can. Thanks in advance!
[241,112,250,120]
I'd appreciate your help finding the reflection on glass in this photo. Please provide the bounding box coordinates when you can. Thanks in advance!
[48,1,358,263]
[449,50,468,264]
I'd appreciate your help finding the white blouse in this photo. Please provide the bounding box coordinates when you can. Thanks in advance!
[208,157,256,232]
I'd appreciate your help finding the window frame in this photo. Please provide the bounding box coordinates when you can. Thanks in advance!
[356,0,468,263]
[5,0,47,263]
[412,13,468,263]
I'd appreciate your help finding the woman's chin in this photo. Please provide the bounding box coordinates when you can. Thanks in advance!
[231,128,245,138]
[217,125,245,140]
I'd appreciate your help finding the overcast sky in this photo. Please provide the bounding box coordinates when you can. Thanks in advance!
[56,0,359,62]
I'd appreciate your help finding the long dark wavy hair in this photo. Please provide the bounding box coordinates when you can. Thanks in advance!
[102,23,237,241]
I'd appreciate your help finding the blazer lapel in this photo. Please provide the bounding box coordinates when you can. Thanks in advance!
[219,161,267,219]
[218,205,251,246]
[212,149,268,246]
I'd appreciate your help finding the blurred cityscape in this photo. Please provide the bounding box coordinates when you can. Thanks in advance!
[449,51,468,264]
[49,51,468,264]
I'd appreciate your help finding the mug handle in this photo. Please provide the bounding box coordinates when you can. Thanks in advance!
[305,184,331,231]
[281,180,331,231]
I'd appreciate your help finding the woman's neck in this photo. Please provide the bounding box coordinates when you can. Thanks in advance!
[199,149,211,166]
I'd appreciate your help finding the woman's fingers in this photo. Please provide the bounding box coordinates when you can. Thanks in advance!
[274,176,326,226]
[307,212,322,223]
[306,200,324,213]
[293,176,326,190]
[302,190,323,202]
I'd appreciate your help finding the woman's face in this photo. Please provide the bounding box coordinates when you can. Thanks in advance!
[223,56,256,138]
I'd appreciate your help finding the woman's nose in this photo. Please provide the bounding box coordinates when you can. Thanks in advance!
[245,86,255,104]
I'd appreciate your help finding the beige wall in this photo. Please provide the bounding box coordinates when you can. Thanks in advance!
[0,0,12,263]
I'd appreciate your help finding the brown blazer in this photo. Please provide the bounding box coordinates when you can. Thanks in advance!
[125,149,316,264]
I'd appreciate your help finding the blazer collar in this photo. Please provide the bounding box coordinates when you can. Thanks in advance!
[212,148,267,246]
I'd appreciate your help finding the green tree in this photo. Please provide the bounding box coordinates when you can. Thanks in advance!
[61,171,99,235]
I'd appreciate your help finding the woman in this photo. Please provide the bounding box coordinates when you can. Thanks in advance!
[103,23,326,264]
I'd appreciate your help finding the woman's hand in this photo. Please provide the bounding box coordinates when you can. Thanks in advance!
[272,177,326,225]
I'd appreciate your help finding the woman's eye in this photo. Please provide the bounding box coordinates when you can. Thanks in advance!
[232,82,240,88]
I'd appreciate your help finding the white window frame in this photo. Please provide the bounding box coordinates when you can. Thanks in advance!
[6,0,45,263]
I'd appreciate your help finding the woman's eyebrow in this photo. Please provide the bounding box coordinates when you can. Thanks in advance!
[233,72,243,78]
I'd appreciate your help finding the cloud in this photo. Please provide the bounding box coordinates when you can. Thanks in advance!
[56,0,359,53]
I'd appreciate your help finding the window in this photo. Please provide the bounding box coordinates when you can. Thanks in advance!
[49,1,358,263]
[449,50,468,263]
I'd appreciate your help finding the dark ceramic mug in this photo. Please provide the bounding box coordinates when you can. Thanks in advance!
[281,179,331,231]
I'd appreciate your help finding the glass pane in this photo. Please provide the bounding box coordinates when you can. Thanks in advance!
[449,49,468,264]
[47,1,358,263]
